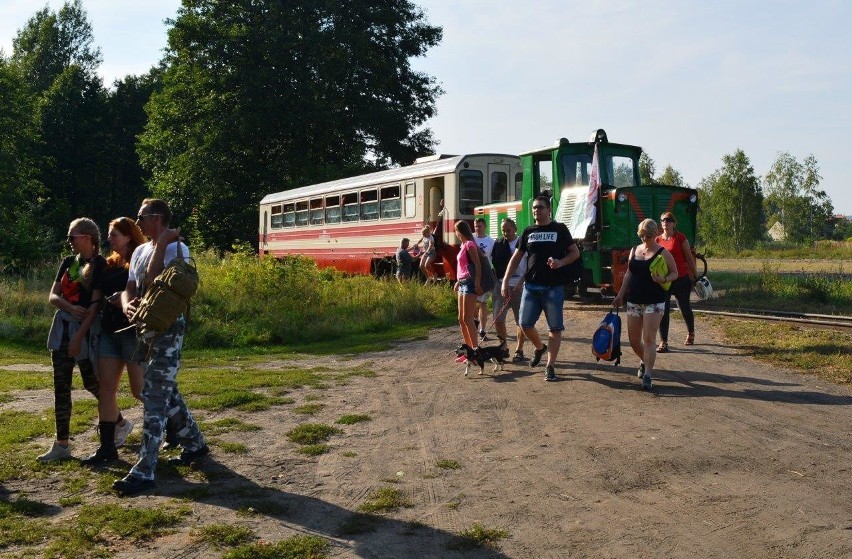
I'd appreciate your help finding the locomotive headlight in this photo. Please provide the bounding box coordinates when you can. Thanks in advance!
[689,194,697,203]
[617,193,627,203]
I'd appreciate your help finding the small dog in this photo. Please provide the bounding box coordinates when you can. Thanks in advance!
[456,338,510,376]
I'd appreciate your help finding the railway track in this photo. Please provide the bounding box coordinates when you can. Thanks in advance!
[564,299,852,331]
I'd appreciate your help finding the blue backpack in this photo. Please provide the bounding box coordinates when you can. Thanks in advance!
[592,309,622,366]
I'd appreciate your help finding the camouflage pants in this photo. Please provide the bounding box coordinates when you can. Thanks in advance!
[51,339,99,440]
[130,318,205,480]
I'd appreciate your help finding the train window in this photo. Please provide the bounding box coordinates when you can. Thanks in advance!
[325,195,341,224]
[609,156,637,187]
[271,205,283,229]
[380,185,402,219]
[537,160,553,193]
[283,203,296,228]
[559,154,592,187]
[342,192,358,222]
[310,198,323,225]
[458,170,483,215]
[491,172,508,203]
[295,200,309,226]
[404,182,416,217]
[360,189,379,221]
[514,172,523,200]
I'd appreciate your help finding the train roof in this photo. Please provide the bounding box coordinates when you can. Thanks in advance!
[260,153,518,204]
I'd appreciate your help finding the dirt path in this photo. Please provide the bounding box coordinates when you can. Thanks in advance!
[3,308,852,558]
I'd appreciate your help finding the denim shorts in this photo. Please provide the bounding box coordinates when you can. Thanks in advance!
[626,301,666,317]
[99,329,138,362]
[457,277,476,295]
[519,284,565,332]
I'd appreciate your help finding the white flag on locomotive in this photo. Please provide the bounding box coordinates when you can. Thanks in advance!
[568,143,599,239]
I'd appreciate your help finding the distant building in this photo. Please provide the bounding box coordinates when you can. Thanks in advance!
[768,221,786,241]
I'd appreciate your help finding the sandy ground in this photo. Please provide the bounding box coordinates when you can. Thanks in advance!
[2,306,851,558]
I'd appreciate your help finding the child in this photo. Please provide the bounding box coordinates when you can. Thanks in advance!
[395,238,414,282]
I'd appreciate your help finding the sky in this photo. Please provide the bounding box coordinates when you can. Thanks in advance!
[2,0,850,215]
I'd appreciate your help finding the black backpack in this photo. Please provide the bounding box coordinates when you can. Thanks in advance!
[466,248,496,292]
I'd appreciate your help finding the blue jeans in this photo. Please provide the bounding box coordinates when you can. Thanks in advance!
[519,284,565,332]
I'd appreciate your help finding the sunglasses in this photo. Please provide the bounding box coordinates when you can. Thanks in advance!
[67,234,88,242]
[532,205,548,210]
[136,213,161,222]
[661,217,675,223]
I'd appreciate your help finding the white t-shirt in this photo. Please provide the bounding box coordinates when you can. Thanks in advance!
[474,234,495,259]
[128,241,191,290]
[505,237,527,287]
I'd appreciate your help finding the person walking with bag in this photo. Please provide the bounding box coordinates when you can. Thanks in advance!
[491,218,527,361]
[112,199,207,496]
[612,219,678,390]
[655,211,698,352]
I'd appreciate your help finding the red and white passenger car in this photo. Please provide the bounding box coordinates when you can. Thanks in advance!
[259,154,521,277]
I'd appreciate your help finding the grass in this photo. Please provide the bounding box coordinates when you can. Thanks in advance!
[435,459,461,470]
[358,487,412,513]
[337,513,384,535]
[195,523,255,548]
[705,240,852,261]
[713,318,851,384]
[335,414,371,425]
[297,443,330,456]
[223,534,329,559]
[294,403,324,415]
[447,523,510,550]
[285,423,342,445]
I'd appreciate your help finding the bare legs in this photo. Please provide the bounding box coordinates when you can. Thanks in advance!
[627,312,664,377]
[457,292,479,348]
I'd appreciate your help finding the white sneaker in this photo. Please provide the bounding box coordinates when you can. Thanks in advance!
[114,419,134,447]
[37,441,71,462]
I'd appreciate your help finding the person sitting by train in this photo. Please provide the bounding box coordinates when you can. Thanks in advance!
[655,211,698,352]
[473,217,495,341]
[612,219,679,391]
[395,238,414,283]
[453,221,482,362]
[491,218,527,362]
[417,225,437,285]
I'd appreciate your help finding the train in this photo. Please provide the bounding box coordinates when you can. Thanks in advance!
[258,129,701,295]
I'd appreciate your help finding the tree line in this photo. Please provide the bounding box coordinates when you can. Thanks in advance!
[0,0,442,270]
[0,1,846,272]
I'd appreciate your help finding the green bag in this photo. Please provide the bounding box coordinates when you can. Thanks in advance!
[649,252,671,291]
[131,243,199,338]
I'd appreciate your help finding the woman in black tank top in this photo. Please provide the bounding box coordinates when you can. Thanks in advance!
[612,219,678,390]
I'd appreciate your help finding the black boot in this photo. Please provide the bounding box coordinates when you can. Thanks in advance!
[162,416,179,451]
[81,422,118,466]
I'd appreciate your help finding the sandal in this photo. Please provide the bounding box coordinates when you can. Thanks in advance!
[685,332,695,345]
[656,341,669,353]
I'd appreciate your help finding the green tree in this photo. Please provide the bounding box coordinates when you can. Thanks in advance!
[639,152,655,184]
[658,165,685,187]
[138,0,443,250]
[764,152,833,242]
[698,149,763,252]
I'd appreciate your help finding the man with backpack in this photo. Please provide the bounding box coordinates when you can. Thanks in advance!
[501,195,579,381]
[112,198,208,496]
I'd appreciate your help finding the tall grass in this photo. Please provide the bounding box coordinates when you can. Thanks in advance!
[705,240,852,260]
[0,253,456,351]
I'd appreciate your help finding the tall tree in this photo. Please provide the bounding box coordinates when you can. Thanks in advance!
[658,165,685,187]
[138,0,443,250]
[698,149,763,252]
[764,152,832,242]
[639,152,656,184]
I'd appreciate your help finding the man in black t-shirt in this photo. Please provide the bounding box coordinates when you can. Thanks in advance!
[502,195,579,381]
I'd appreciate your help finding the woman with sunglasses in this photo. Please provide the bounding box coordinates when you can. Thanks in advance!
[655,211,698,352]
[39,218,106,461]
[612,219,678,390]
[82,217,147,465]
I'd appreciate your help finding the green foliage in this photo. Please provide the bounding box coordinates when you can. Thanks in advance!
[285,423,342,445]
[335,414,371,425]
[448,523,510,550]
[358,487,413,513]
[138,0,443,250]
[196,523,255,548]
[764,152,833,242]
[435,459,462,470]
[698,149,764,252]
[223,535,329,559]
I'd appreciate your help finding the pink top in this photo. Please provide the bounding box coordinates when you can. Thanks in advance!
[456,240,476,280]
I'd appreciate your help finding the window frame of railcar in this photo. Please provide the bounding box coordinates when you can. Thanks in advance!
[271,204,283,229]
[608,155,637,188]
[458,170,484,216]
[514,172,523,200]
[295,200,309,226]
[404,182,416,218]
[342,192,359,222]
[310,198,324,225]
[282,203,296,228]
[380,185,402,219]
[325,195,341,224]
[360,189,379,221]
[491,171,508,203]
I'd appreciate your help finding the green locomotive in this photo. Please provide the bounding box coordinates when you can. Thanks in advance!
[475,129,701,296]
